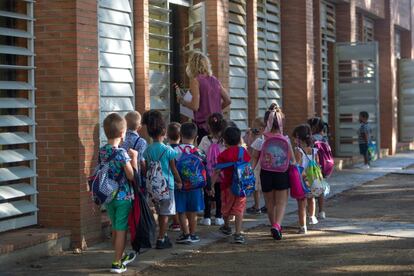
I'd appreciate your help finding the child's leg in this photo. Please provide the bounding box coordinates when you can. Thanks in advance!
[317,196,324,213]
[172,214,180,225]
[297,199,307,227]
[274,190,288,226]
[253,191,260,209]
[187,212,197,235]
[178,212,189,234]
[234,214,243,235]
[215,183,222,218]
[203,188,211,219]
[158,215,169,240]
[113,230,127,262]
[307,197,316,217]
[263,191,276,225]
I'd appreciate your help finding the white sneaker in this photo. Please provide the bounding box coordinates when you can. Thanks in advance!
[361,164,370,169]
[214,217,225,226]
[318,211,326,220]
[297,226,307,234]
[200,218,211,226]
[309,216,319,225]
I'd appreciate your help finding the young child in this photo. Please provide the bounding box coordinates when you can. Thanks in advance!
[121,111,147,169]
[308,117,328,220]
[358,111,371,169]
[250,107,293,240]
[174,122,206,243]
[214,126,250,244]
[142,110,182,249]
[198,113,227,226]
[246,117,266,215]
[167,122,182,232]
[293,124,318,234]
[100,113,138,273]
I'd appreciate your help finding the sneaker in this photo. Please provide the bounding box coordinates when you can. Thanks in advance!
[121,252,136,266]
[233,234,246,244]
[361,164,370,169]
[246,206,261,214]
[214,217,225,226]
[176,233,191,244]
[271,227,282,240]
[260,206,267,213]
[110,262,127,274]
[297,226,308,234]
[318,211,326,220]
[156,237,173,249]
[309,216,319,225]
[169,223,181,232]
[219,225,232,235]
[200,218,211,226]
[190,234,200,243]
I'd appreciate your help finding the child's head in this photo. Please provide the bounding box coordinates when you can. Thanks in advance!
[180,122,198,144]
[141,110,166,139]
[307,117,325,135]
[359,111,369,123]
[251,117,266,136]
[186,51,212,79]
[265,109,284,133]
[167,122,181,143]
[223,126,241,146]
[292,124,312,147]
[103,113,126,140]
[125,111,142,131]
[207,113,227,137]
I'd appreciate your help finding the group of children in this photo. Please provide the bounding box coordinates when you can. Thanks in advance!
[97,103,348,273]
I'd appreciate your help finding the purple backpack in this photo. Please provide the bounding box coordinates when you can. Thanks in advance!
[314,140,334,178]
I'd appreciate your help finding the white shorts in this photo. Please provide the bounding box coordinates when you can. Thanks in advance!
[155,189,176,216]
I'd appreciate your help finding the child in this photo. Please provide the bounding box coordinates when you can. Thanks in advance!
[100,113,138,273]
[214,126,250,244]
[246,117,266,215]
[358,111,371,169]
[174,123,206,243]
[251,108,293,240]
[142,110,182,249]
[121,111,147,169]
[198,113,227,226]
[167,122,182,232]
[308,117,328,220]
[293,124,319,234]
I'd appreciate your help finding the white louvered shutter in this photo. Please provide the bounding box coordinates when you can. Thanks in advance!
[362,16,374,42]
[149,0,171,121]
[257,0,282,117]
[98,0,135,144]
[0,1,38,232]
[229,0,248,131]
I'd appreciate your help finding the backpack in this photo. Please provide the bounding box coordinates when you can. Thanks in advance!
[206,138,221,176]
[176,145,207,191]
[216,147,256,197]
[146,149,170,201]
[314,140,334,178]
[300,148,325,197]
[368,141,378,161]
[288,164,306,199]
[260,133,291,172]
[88,151,122,206]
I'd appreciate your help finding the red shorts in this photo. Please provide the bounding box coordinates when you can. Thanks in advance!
[221,188,246,217]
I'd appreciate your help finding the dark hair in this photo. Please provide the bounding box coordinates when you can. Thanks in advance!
[103,113,125,139]
[208,113,227,136]
[167,122,181,141]
[180,122,198,140]
[125,111,141,130]
[359,111,369,119]
[223,126,241,146]
[292,124,312,147]
[142,110,166,139]
[264,104,278,124]
[307,117,325,134]
[226,120,238,128]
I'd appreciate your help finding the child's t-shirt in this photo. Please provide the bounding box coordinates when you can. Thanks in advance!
[358,122,371,144]
[99,144,133,201]
[217,146,251,190]
[121,130,147,161]
[250,136,264,172]
[198,136,225,154]
[144,142,178,190]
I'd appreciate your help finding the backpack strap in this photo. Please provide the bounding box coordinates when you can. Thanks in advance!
[132,136,141,151]
[237,147,244,162]
[99,150,118,165]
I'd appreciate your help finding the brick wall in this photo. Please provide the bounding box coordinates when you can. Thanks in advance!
[246,0,258,125]
[313,0,322,118]
[35,0,101,248]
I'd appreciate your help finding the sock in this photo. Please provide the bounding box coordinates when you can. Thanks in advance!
[272,223,281,231]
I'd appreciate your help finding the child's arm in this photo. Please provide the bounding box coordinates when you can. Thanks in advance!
[124,149,138,181]
[251,149,260,169]
[170,159,182,190]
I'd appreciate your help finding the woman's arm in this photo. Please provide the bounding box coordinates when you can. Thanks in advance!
[180,78,200,111]
[220,84,231,109]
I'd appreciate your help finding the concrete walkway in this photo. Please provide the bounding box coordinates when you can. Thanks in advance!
[2,151,414,276]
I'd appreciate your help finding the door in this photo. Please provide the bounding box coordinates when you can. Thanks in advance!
[334,42,380,157]
[98,0,135,144]
[399,59,414,142]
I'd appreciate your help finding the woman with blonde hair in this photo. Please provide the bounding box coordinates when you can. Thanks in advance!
[177,51,231,144]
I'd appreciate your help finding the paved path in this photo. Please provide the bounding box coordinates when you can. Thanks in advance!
[2,152,414,275]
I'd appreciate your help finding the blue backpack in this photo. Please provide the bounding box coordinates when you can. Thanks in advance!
[215,147,256,197]
[176,146,207,191]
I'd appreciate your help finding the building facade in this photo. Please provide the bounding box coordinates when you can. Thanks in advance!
[0,0,413,247]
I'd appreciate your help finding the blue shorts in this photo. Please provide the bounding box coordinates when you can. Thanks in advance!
[359,143,368,156]
[175,188,205,213]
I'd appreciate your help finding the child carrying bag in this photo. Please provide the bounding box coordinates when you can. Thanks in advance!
[301,148,329,197]
[288,164,307,199]
[176,145,207,191]
[146,149,170,201]
[260,133,291,173]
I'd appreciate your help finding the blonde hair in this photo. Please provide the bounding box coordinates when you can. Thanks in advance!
[103,113,126,139]
[186,51,212,79]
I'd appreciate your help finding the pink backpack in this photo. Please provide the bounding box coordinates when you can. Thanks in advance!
[260,133,291,172]
[314,140,334,178]
[206,138,221,177]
